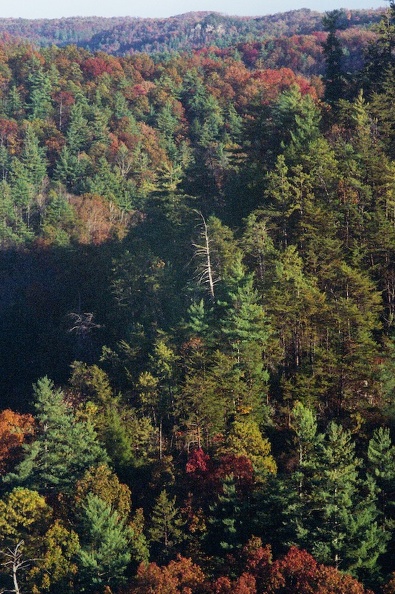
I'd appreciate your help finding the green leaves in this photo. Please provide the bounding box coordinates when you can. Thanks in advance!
[286,418,387,578]
[5,377,108,494]
[148,490,185,562]
[77,493,133,591]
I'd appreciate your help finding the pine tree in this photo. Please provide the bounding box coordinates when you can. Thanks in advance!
[369,426,395,479]
[291,401,320,466]
[220,257,271,420]
[263,155,301,249]
[77,493,132,592]
[206,474,247,561]
[9,125,47,230]
[370,67,395,160]
[290,421,387,580]
[19,125,47,190]
[268,86,321,166]
[26,61,53,121]
[148,490,185,562]
[360,0,395,95]
[5,377,108,494]
[322,10,347,104]
[368,427,395,527]
[5,85,24,119]
[176,350,249,448]
[65,100,90,155]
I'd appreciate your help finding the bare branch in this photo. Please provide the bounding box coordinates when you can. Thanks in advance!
[67,312,102,337]
[0,541,41,594]
[193,211,218,300]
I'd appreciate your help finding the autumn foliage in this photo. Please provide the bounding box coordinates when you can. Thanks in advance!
[125,543,372,594]
[0,6,393,594]
[0,409,35,473]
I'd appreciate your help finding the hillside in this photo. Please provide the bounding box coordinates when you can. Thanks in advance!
[0,8,384,55]
[1,3,395,593]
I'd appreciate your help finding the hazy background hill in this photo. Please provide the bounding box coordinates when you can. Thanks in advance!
[0,8,384,55]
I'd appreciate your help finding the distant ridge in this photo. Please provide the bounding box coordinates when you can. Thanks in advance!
[0,8,384,55]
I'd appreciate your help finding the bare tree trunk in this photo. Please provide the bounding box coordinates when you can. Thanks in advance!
[193,211,216,300]
[0,540,37,594]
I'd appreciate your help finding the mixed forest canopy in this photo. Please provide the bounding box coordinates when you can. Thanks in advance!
[1,2,395,593]
[0,8,385,57]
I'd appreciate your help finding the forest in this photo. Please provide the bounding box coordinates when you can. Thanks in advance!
[1,2,395,593]
[0,8,384,57]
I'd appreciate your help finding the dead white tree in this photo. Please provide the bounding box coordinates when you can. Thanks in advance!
[193,211,218,301]
[67,311,101,337]
[0,541,39,594]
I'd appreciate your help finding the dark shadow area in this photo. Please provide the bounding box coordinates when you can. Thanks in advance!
[0,201,194,411]
[0,241,122,410]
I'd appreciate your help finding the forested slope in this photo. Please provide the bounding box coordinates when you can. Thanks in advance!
[0,8,384,57]
[0,3,395,594]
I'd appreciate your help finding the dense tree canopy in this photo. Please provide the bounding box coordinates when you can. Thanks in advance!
[0,5,395,593]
